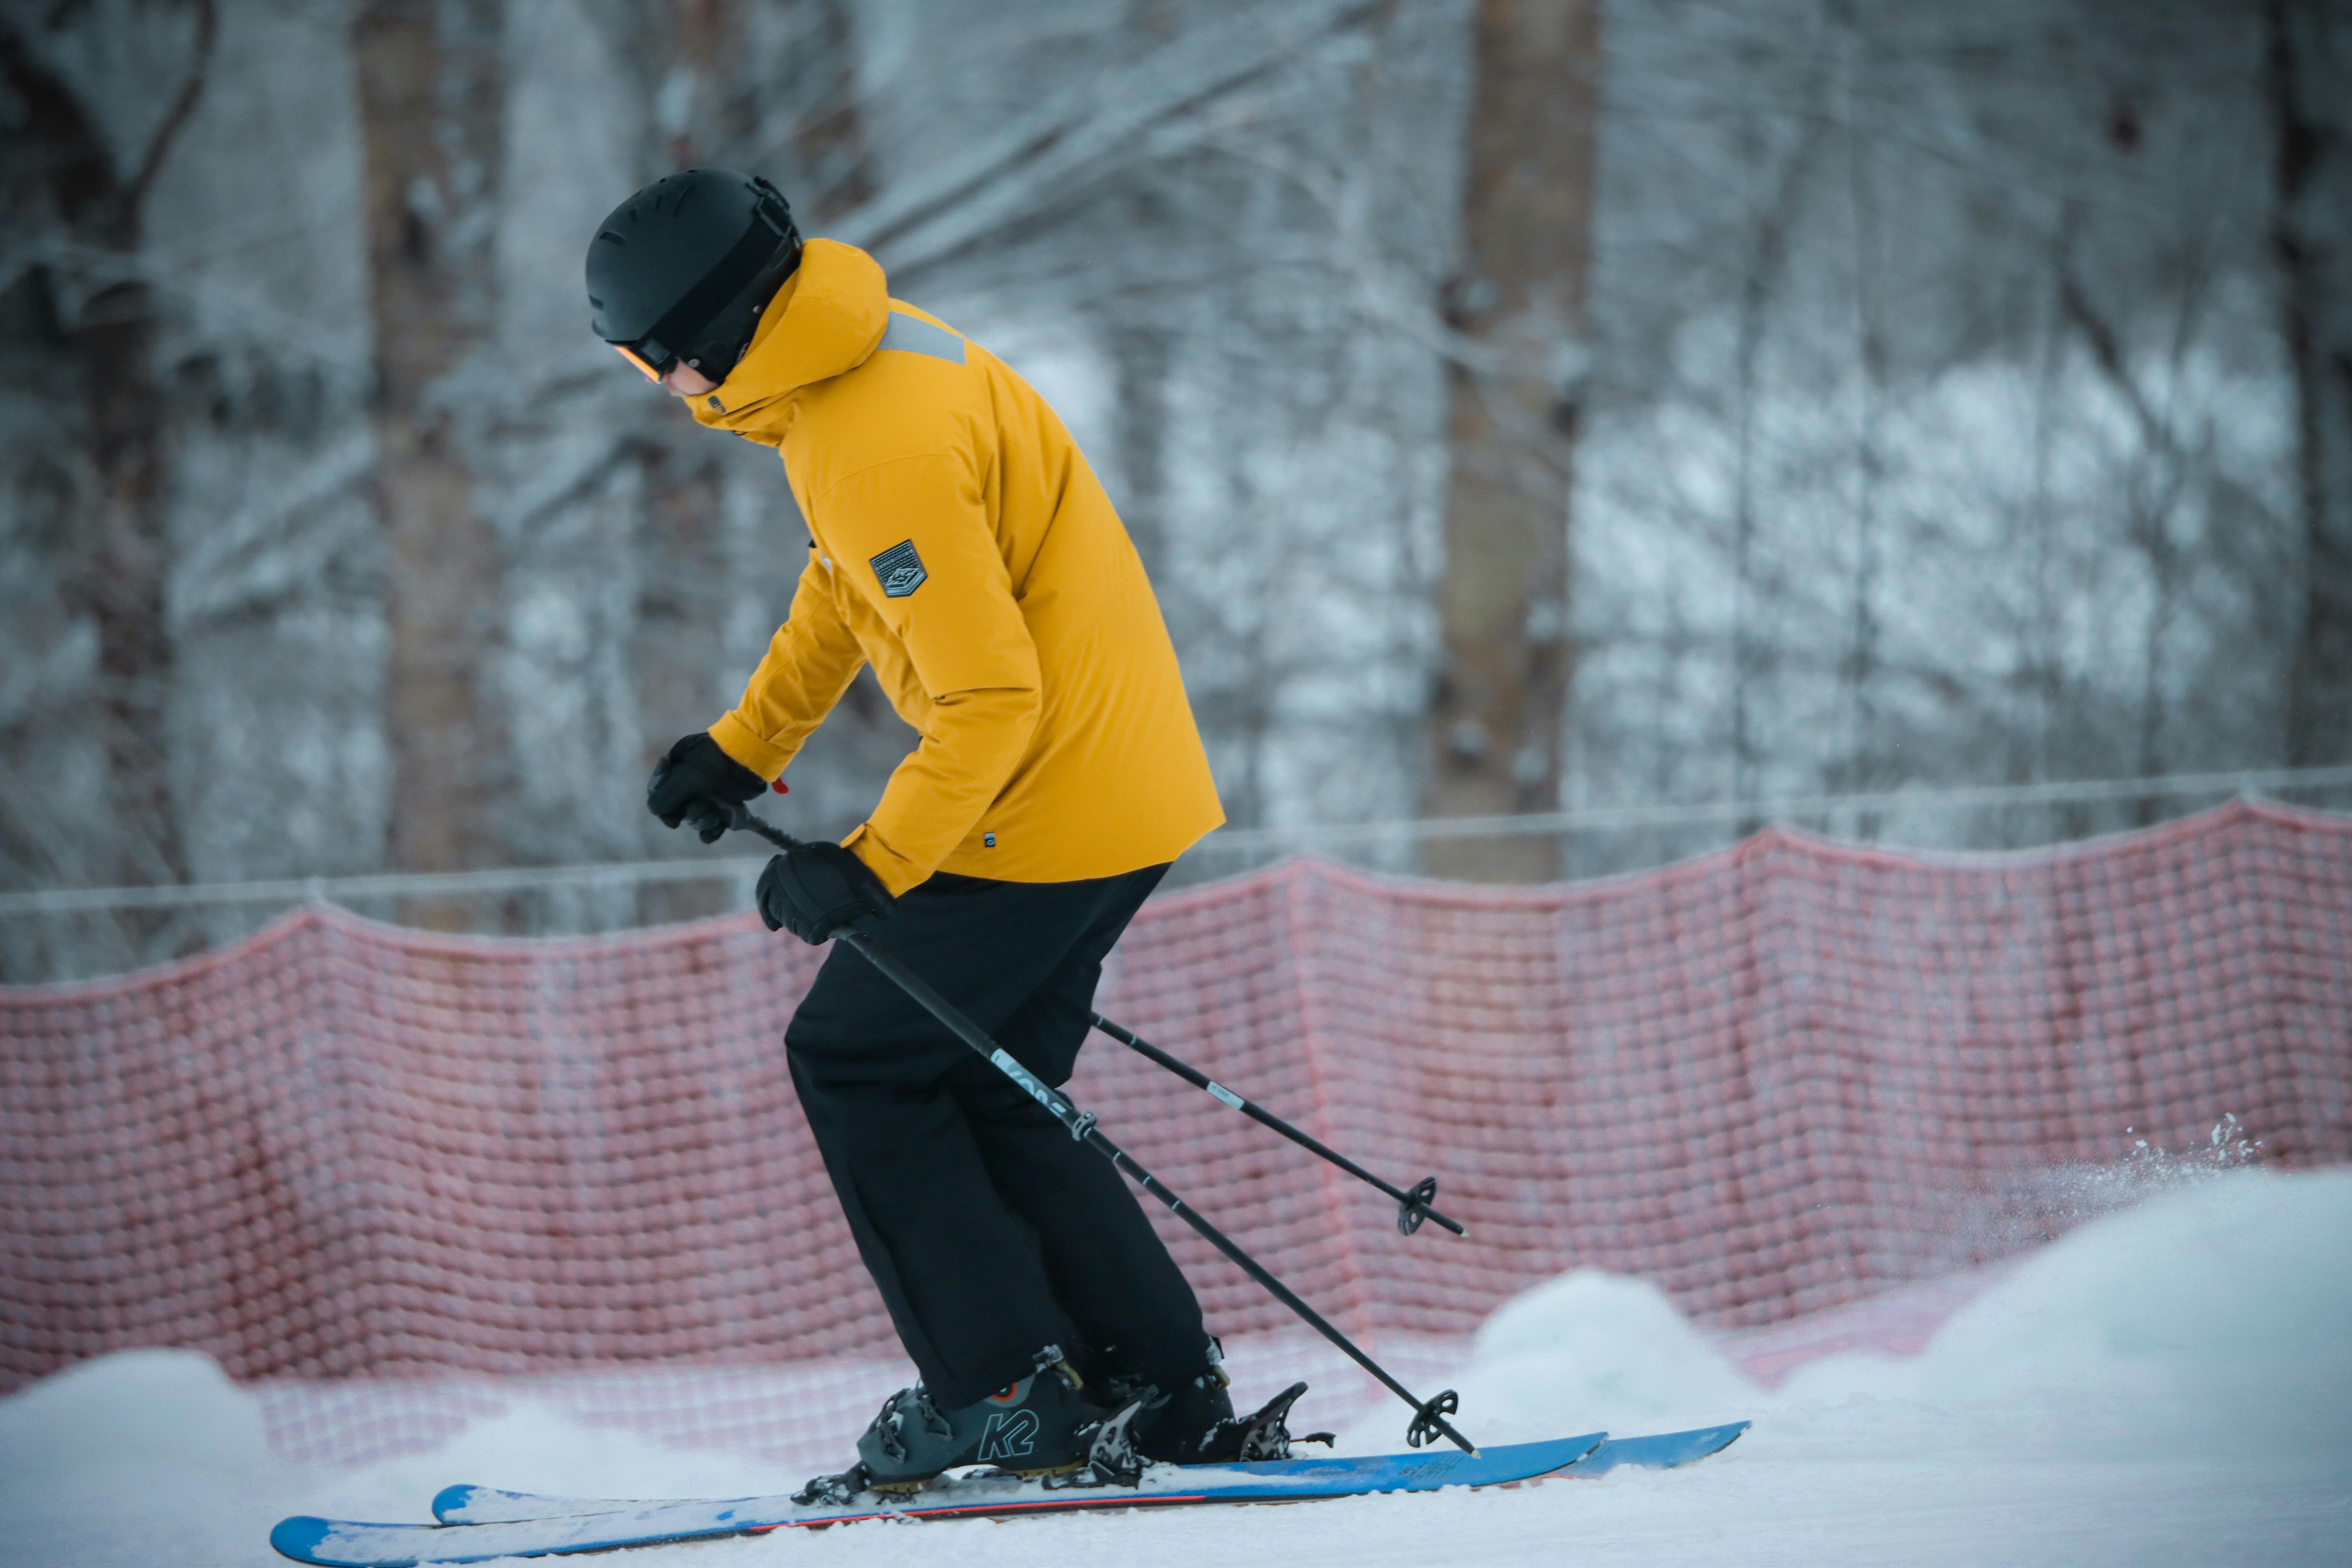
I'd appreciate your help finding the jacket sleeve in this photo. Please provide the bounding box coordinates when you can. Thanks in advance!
[812,452,1042,896]
[708,549,869,780]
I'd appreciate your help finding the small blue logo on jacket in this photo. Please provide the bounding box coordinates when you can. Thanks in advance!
[870,540,927,597]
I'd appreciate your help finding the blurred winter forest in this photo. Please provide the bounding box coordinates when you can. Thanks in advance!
[3,0,2349,981]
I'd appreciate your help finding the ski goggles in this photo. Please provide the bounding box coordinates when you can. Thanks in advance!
[610,338,678,383]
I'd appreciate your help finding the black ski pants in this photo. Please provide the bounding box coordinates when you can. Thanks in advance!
[784,863,1208,1409]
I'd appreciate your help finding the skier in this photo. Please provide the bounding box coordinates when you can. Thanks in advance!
[586,168,1271,1492]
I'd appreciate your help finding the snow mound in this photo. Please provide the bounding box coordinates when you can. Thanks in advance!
[1416,1269,1756,1446]
[0,1346,272,1483]
[313,1402,800,1513]
[1338,1167,2352,1460]
[1783,1166,2352,1453]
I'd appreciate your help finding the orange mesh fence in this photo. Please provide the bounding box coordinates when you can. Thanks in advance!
[3,799,2347,1463]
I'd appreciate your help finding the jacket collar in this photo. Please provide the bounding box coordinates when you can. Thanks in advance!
[689,239,889,436]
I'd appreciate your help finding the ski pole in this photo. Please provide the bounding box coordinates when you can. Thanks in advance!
[1086,1013,1466,1238]
[722,809,1463,1235]
[838,923,1479,1458]
[727,807,1480,1458]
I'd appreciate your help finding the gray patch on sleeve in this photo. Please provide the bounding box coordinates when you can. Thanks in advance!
[876,311,966,365]
[870,539,927,597]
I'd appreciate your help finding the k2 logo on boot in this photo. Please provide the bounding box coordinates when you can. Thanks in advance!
[977,1408,1039,1462]
[870,540,927,598]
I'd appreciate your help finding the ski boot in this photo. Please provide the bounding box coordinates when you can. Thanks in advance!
[793,1346,1107,1503]
[1109,1358,1234,1465]
[1111,1353,1335,1465]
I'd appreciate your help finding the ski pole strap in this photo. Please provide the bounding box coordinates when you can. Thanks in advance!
[723,802,796,852]
[1088,1013,1467,1238]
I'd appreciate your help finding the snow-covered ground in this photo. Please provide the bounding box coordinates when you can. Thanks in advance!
[4,1169,2347,1567]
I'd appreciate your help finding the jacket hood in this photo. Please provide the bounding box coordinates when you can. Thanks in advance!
[689,238,888,436]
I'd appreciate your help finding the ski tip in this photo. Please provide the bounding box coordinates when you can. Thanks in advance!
[1688,1419,1751,1463]
[267,1516,337,1564]
[1620,1419,1751,1470]
[429,1484,480,1522]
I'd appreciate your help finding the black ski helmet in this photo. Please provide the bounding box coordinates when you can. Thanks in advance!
[587,168,801,385]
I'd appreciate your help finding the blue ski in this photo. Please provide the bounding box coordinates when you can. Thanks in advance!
[1571,1420,1749,1474]
[273,1431,1613,1565]
[424,1419,1748,1528]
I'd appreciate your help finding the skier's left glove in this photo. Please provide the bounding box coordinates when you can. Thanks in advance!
[757,840,894,945]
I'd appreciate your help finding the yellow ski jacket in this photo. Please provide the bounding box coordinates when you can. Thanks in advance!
[687,239,1223,896]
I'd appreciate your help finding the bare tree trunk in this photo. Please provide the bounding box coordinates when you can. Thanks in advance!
[1422,0,1602,882]
[656,0,733,170]
[1109,319,1177,575]
[777,0,876,221]
[2268,0,2352,771]
[0,4,214,925]
[2025,237,2081,840]
[353,0,509,904]
[1838,15,1885,838]
[1726,111,1821,837]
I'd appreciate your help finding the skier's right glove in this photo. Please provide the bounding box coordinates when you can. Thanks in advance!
[757,840,894,944]
[646,732,766,842]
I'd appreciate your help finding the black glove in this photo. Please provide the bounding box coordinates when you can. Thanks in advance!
[756,841,894,945]
[646,732,766,843]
